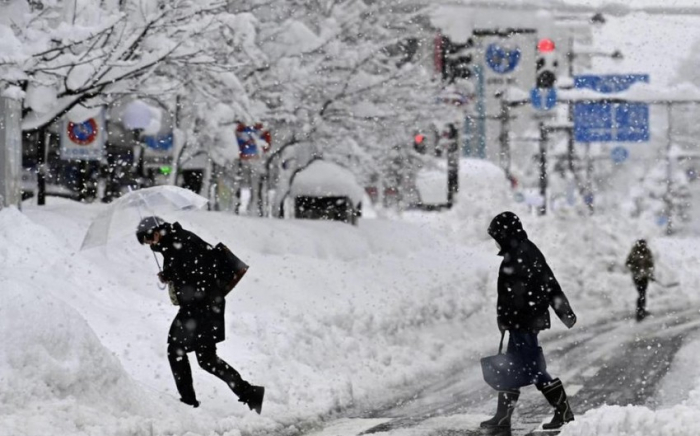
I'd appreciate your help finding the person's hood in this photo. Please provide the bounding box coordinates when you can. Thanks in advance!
[150,222,183,253]
[488,211,528,255]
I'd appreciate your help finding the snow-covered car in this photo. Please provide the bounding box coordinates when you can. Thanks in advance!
[289,159,364,225]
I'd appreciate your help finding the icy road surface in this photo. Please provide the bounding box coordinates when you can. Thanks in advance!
[304,305,700,436]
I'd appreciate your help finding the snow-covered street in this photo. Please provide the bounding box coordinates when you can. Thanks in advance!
[7,0,700,435]
[4,165,700,436]
[304,305,700,436]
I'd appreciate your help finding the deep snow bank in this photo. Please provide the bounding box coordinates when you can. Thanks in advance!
[0,207,192,436]
[3,199,501,436]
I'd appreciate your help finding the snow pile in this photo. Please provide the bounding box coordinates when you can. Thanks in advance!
[3,199,502,436]
[561,402,700,436]
[0,207,184,436]
[0,281,160,436]
[411,158,520,245]
[6,171,700,436]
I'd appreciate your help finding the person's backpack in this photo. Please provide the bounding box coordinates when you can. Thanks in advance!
[214,243,249,296]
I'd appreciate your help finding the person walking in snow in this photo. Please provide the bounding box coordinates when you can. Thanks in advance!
[136,216,264,413]
[481,211,577,431]
[625,239,655,322]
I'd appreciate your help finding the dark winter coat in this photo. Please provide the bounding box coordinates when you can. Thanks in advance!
[488,212,577,332]
[151,222,226,352]
[626,240,654,282]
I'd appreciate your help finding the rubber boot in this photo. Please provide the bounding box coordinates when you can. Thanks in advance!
[233,380,265,414]
[179,397,200,408]
[539,378,574,430]
[480,390,520,428]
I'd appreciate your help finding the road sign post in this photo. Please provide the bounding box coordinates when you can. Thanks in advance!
[539,122,548,216]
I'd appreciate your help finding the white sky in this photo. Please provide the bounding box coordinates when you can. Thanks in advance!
[566,0,700,7]
[589,12,700,85]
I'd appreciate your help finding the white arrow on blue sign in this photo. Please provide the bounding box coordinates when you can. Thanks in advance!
[531,87,557,111]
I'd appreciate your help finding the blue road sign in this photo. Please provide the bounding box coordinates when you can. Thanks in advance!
[531,87,557,111]
[574,102,649,142]
[485,43,521,74]
[611,146,629,164]
[573,74,650,143]
[574,74,649,93]
[144,133,173,151]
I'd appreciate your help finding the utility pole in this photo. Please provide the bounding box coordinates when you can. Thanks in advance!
[664,102,674,235]
[446,123,459,207]
[37,131,48,205]
[539,122,548,215]
[499,97,512,179]
[0,97,22,209]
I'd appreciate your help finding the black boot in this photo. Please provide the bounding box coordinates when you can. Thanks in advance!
[233,381,265,414]
[179,397,200,408]
[539,379,574,430]
[480,390,520,428]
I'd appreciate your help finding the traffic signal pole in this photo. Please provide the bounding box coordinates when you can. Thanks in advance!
[538,122,548,215]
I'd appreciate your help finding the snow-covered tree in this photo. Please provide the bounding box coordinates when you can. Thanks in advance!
[629,159,691,234]
[229,0,454,212]
[0,0,255,133]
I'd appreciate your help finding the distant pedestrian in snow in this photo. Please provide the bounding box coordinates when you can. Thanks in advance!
[625,239,655,322]
[481,211,577,431]
[136,216,264,413]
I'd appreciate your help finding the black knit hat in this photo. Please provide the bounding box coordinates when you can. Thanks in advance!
[136,216,166,244]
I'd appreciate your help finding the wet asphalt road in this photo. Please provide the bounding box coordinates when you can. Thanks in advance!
[308,305,700,436]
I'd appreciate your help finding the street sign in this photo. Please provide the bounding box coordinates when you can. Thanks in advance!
[531,87,557,111]
[236,123,271,160]
[574,102,649,142]
[485,43,521,74]
[144,133,173,151]
[473,30,537,159]
[573,74,650,143]
[611,146,629,164]
[61,109,105,161]
[574,74,649,93]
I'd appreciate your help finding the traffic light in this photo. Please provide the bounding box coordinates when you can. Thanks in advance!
[414,133,426,154]
[536,38,558,88]
[438,35,474,82]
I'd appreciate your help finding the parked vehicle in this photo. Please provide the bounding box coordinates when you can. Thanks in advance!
[289,160,364,225]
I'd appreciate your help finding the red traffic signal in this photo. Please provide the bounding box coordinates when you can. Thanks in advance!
[414,134,425,144]
[537,38,555,53]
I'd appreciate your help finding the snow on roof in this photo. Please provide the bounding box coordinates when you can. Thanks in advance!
[290,160,364,206]
[430,6,548,43]
[558,82,700,103]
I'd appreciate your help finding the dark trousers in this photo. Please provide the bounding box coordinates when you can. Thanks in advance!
[634,277,649,316]
[168,342,245,401]
[507,331,553,390]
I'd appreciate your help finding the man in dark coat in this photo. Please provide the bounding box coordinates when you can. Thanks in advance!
[481,211,577,430]
[136,216,264,413]
[625,239,655,321]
